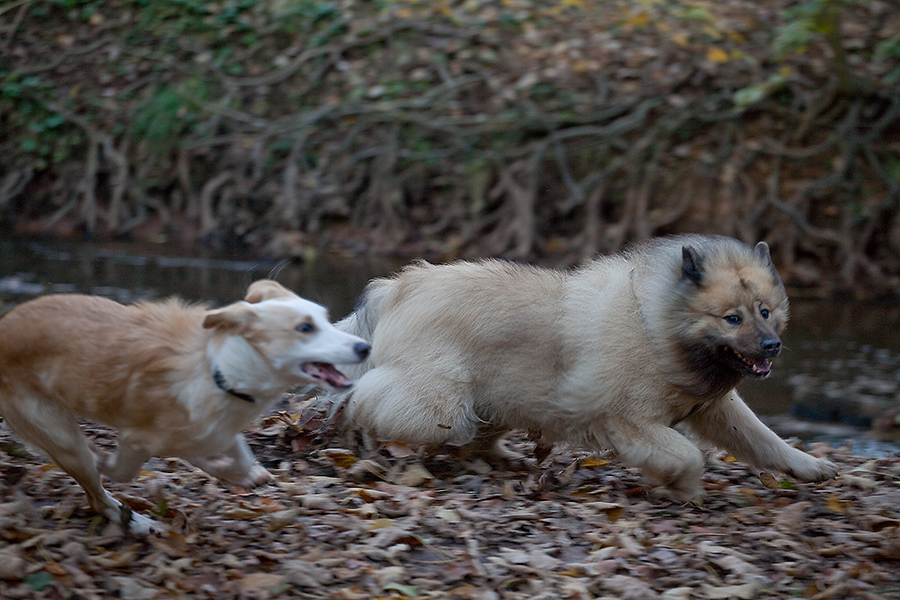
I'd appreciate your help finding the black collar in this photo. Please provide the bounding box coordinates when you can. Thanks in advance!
[212,365,257,403]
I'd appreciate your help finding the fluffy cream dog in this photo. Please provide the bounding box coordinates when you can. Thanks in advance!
[0,280,370,533]
[336,235,837,500]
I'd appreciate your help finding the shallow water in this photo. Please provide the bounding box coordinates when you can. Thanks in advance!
[1,237,898,454]
[0,238,394,318]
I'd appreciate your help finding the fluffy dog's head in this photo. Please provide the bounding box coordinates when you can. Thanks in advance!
[203,280,370,390]
[671,238,789,385]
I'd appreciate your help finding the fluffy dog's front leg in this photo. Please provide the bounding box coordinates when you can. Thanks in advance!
[189,434,272,488]
[686,390,838,481]
[600,420,706,502]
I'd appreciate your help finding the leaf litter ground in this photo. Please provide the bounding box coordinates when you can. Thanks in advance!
[1,392,899,600]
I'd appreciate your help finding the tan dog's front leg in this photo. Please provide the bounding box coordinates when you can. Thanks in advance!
[189,435,272,488]
[99,442,152,482]
[686,390,838,482]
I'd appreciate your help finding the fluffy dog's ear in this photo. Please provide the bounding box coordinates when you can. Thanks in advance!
[203,303,259,331]
[753,241,784,287]
[681,245,704,284]
[245,280,297,304]
[753,241,772,264]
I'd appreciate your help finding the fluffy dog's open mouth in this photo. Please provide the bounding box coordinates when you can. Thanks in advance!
[724,347,772,378]
[301,362,354,389]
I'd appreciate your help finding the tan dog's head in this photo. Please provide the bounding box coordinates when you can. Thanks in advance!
[675,240,789,380]
[203,280,370,389]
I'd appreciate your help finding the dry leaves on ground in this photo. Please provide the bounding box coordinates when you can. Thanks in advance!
[1,393,899,600]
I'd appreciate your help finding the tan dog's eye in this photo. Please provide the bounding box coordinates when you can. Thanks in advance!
[760,308,770,319]
[297,322,316,334]
[723,314,742,325]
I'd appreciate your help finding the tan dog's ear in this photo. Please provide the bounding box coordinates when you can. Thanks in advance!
[245,280,297,304]
[203,303,259,331]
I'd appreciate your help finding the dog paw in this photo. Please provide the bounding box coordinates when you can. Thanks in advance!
[652,484,705,505]
[787,456,839,482]
[239,465,273,489]
[806,458,840,482]
[121,506,166,536]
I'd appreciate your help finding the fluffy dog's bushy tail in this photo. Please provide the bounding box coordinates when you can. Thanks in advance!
[337,279,390,341]
[315,278,395,422]
[334,277,393,378]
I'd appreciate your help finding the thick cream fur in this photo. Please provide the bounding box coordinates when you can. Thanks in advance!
[338,236,838,501]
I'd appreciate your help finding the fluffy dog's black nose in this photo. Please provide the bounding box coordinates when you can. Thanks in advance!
[760,338,781,356]
[354,341,371,360]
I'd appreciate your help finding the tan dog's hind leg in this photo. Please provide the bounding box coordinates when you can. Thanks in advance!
[188,434,272,488]
[686,390,839,482]
[599,420,706,502]
[0,393,162,534]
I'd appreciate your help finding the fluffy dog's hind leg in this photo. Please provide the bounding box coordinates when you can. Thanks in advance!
[457,423,530,467]
[347,367,478,447]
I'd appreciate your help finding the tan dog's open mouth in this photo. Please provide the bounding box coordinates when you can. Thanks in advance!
[301,362,354,389]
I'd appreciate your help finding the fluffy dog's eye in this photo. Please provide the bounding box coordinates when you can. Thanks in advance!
[297,322,315,334]
[724,314,742,325]
[760,308,770,319]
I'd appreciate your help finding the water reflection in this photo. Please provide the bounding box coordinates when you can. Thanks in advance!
[0,238,399,318]
[736,297,900,455]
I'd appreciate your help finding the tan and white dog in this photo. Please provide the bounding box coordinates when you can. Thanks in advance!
[0,280,370,533]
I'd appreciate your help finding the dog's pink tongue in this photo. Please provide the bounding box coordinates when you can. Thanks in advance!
[752,358,772,376]
[302,362,353,389]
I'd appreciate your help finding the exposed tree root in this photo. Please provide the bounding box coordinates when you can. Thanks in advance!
[2,1,899,296]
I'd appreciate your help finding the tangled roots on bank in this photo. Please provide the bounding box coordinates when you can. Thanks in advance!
[1,0,899,296]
